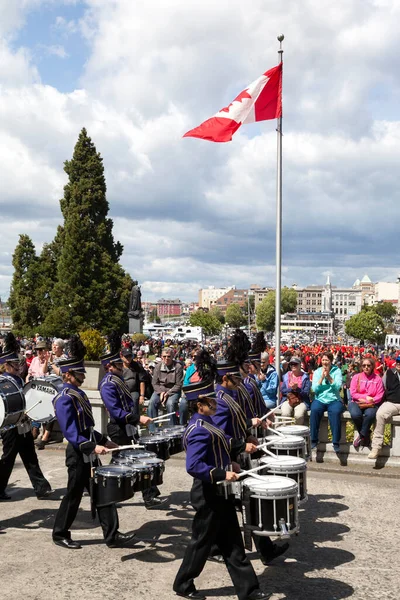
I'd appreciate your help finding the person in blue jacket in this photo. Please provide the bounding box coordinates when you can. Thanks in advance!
[255,352,279,409]
[99,336,166,509]
[173,380,268,600]
[52,335,135,550]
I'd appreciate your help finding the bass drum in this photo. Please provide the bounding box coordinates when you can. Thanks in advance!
[0,376,26,431]
[24,376,63,423]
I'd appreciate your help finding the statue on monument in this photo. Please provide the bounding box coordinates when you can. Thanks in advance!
[128,281,143,319]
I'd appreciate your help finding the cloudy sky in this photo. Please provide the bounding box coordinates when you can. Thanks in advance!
[1,0,400,303]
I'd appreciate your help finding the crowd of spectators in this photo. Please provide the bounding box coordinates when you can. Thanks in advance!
[1,332,400,462]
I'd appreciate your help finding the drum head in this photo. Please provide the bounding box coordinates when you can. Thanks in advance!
[96,465,134,477]
[261,455,306,469]
[140,435,169,444]
[271,435,305,448]
[24,377,63,422]
[0,376,26,428]
[244,475,298,495]
[137,458,164,467]
[277,425,309,435]
[118,448,156,460]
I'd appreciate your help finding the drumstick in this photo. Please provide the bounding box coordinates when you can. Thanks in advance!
[25,400,43,415]
[152,412,176,422]
[266,426,286,438]
[216,463,267,484]
[259,405,281,421]
[151,417,172,424]
[105,444,144,453]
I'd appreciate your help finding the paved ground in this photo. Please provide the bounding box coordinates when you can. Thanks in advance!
[1,448,399,600]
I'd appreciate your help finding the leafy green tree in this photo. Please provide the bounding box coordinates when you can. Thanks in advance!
[42,128,133,336]
[79,329,106,360]
[255,287,297,332]
[9,234,40,335]
[372,302,397,321]
[225,303,246,328]
[189,310,223,336]
[209,306,225,324]
[34,229,65,333]
[345,311,386,343]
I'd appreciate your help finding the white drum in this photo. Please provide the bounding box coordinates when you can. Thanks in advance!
[242,475,299,538]
[276,425,311,460]
[260,455,307,503]
[216,479,242,500]
[269,435,306,460]
[23,376,63,423]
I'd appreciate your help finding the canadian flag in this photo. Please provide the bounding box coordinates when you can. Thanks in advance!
[183,63,282,143]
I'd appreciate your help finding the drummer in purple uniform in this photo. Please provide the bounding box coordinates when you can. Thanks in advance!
[52,335,135,550]
[0,333,52,501]
[173,380,268,600]
[99,334,167,509]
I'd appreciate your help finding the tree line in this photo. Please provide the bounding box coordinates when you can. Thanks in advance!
[9,129,133,337]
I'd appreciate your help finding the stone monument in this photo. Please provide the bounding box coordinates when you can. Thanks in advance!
[128,281,144,334]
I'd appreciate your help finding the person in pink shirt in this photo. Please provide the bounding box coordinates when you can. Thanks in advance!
[26,341,49,382]
[349,357,385,449]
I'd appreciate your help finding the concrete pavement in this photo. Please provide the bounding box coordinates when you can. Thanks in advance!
[0,448,399,600]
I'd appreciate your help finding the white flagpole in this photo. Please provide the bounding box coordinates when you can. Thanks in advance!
[274,34,284,382]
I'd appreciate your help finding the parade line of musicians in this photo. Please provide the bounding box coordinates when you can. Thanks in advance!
[1,331,303,600]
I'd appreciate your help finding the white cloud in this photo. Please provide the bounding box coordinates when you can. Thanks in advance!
[1,0,400,303]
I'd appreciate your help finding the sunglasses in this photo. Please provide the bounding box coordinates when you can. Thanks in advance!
[362,364,373,367]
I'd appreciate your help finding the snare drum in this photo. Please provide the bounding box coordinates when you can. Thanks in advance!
[111,448,157,466]
[130,463,154,492]
[139,435,171,461]
[276,425,311,460]
[0,376,26,431]
[161,426,185,455]
[260,456,307,503]
[94,465,136,506]
[269,435,306,460]
[24,376,63,423]
[242,476,299,538]
[135,457,165,486]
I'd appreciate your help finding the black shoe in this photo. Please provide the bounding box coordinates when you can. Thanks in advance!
[260,542,289,565]
[144,497,168,509]
[0,492,11,501]
[37,489,54,500]
[245,591,270,600]
[106,531,137,548]
[53,538,82,550]
[175,591,206,600]
[207,554,224,564]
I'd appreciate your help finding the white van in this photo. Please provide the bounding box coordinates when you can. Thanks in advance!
[385,334,400,348]
[171,326,203,342]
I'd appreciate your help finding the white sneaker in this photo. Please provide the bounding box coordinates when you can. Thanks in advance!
[368,448,380,460]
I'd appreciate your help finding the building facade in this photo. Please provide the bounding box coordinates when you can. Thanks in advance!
[213,288,250,313]
[198,286,235,309]
[156,299,182,317]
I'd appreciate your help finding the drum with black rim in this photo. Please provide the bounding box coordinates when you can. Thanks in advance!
[0,376,26,431]
[94,465,136,506]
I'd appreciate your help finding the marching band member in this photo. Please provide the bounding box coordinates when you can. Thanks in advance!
[99,334,166,509]
[173,380,268,600]
[0,333,52,501]
[52,335,135,549]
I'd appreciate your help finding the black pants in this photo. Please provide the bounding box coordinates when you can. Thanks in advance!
[173,479,260,600]
[52,443,118,545]
[0,429,51,496]
[107,422,159,502]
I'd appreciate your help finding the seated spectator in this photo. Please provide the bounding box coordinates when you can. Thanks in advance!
[348,357,385,449]
[343,362,358,406]
[255,352,279,410]
[147,349,183,432]
[280,357,311,425]
[369,357,400,460]
[310,352,344,456]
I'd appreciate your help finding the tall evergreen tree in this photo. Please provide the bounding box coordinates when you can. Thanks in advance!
[42,128,132,336]
[9,234,40,334]
[34,228,64,336]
